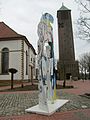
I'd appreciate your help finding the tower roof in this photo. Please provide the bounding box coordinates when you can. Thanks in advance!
[59,3,70,11]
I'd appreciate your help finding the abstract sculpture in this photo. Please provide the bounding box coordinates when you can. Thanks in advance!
[37,13,57,111]
[25,13,68,115]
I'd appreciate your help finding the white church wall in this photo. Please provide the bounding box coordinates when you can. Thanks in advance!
[0,39,36,81]
[29,47,32,81]
[29,47,36,80]
[28,47,31,81]
[23,41,28,80]
[23,41,36,80]
[0,51,1,73]
[0,40,22,80]
[9,51,21,80]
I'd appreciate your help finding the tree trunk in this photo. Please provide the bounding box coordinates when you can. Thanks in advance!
[88,67,90,79]
[84,69,87,80]
[63,80,66,88]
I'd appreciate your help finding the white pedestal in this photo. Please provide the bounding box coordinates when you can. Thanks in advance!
[25,99,69,116]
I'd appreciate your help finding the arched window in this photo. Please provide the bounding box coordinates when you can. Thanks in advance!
[1,48,9,74]
[26,51,28,75]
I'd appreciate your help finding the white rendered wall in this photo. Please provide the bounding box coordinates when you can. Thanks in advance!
[29,47,36,80]
[0,40,22,80]
[0,39,36,80]
[23,41,28,80]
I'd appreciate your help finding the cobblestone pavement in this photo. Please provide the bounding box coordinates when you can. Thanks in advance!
[0,91,90,117]
[0,80,90,120]
[0,109,90,120]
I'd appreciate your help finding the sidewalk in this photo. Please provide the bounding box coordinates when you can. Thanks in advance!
[58,80,90,95]
[0,82,33,91]
[0,80,90,120]
[0,109,90,120]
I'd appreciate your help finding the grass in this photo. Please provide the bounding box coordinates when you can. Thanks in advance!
[0,82,10,87]
[0,84,74,92]
[0,80,28,87]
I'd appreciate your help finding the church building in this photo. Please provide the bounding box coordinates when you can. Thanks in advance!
[57,4,79,80]
[0,22,36,82]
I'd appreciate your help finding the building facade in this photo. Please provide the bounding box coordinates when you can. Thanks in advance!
[57,4,79,80]
[0,22,36,81]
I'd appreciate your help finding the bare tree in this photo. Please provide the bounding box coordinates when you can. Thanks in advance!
[85,52,90,79]
[79,55,87,79]
[75,0,90,41]
[79,62,84,79]
[79,52,90,80]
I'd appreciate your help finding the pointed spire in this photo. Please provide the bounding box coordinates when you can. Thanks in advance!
[62,2,64,6]
[59,4,70,11]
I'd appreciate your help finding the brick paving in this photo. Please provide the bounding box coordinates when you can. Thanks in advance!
[58,80,90,95]
[0,91,90,119]
[0,109,90,120]
[0,80,90,120]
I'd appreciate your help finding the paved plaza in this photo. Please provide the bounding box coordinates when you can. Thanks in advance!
[0,80,90,120]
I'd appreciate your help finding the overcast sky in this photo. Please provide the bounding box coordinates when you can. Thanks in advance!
[0,0,90,59]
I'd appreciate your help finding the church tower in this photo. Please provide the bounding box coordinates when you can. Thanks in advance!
[57,4,79,80]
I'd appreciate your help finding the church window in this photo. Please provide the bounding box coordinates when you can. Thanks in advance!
[33,58,35,63]
[1,48,9,74]
[26,51,28,75]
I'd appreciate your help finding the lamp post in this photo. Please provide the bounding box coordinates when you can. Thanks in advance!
[9,68,18,89]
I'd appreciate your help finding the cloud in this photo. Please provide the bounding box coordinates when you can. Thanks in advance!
[0,0,89,59]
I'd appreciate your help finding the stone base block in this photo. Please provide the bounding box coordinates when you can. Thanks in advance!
[25,99,69,116]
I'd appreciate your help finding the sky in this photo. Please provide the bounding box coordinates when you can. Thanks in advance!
[0,0,90,60]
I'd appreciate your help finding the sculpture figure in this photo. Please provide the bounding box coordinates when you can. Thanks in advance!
[37,13,57,111]
[26,13,68,115]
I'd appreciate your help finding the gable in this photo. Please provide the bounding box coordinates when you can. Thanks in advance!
[0,22,21,38]
[0,22,36,55]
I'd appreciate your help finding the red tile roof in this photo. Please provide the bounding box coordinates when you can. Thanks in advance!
[0,22,36,55]
[0,22,22,38]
